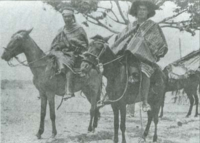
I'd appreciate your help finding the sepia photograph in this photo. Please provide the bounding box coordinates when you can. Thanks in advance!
[0,0,200,143]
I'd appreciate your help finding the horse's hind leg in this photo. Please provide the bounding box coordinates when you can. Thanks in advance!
[153,107,160,142]
[186,93,194,117]
[194,93,199,117]
[47,93,57,137]
[143,110,153,139]
[120,105,127,143]
[112,105,119,143]
[36,94,47,139]
[93,108,100,129]
[159,92,166,118]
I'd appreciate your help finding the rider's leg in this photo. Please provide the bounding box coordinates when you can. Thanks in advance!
[141,72,151,111]
[64,70,75,99]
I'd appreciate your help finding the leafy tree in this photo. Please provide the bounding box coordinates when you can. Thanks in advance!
[44,0,200,35]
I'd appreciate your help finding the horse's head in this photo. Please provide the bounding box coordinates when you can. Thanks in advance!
[80,34,112,74]
[1,28,33,61]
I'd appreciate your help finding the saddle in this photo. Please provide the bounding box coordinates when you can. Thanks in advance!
[119,54,164,104]
[44,51,83,80]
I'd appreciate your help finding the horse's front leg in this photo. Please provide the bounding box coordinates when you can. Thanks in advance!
[47,92,57,138]
[194,93,199,117]
[112,104,119,143]
[36,93,47,139]
[93,90,101,130]
[120,105,127,143]
[186,93,194,117]
[88,95,97,133]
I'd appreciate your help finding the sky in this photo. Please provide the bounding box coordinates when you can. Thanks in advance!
[0,1,199,80]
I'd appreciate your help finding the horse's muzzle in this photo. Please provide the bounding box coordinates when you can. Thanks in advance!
[1,51,11,61]
[80,61,93,76]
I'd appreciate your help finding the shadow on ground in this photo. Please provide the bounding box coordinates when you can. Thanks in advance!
[49,131,113,143]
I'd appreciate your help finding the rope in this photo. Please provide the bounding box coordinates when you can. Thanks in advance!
[103,55,124,66]
[7,50,50,68]
[98,56,129,104]
[57,97,64,110]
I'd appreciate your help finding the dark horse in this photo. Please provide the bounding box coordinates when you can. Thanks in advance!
[160,66,199,118]
[80,36,167,143]
[1,29,102,139]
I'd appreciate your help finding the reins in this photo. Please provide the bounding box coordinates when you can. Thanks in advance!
[3,42,50,68]
[97,56,129,105]
[12,54,49,68]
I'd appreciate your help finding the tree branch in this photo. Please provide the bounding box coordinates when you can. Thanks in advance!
[160,25,197,35]
[97,11,126,25]
[85,14,119,34]
[158,9,187,24]
[114,0,129,24]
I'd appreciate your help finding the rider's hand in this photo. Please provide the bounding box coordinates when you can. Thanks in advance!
[54,45,61,51]
[75,46,81,53]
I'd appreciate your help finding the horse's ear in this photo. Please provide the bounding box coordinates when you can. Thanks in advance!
[103,34,113,43]
[25,28,33,36]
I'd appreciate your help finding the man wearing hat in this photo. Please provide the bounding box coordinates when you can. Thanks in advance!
[108,0,168,111]
[50,9,88,99]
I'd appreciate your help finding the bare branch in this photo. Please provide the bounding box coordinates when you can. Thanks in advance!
[96,11,126,25]
[160,25,198,36]
[160,25,181,29]
[114,0,129,24]
[85,14,119,34]
[97,5,122,23]
[158,9,187,24]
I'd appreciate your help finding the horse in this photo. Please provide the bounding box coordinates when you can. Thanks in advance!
[1,29,102,139]
[160,66,199,118]
[80,35,167,143]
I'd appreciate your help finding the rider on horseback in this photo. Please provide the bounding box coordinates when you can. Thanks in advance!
[50,9,88,99]
[103,0,168,111]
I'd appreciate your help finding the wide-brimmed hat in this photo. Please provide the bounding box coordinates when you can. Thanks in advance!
[129,0,159,18]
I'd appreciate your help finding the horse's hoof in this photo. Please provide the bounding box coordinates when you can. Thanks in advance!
[186,115,190,118]
[194,115,198,117]
[92,128,95,133]
[88,127,93,132]
[122,140,126,143]
[36,133,41,139]
[47,136,56,143]
[138,137,145,143]
[112,136,118,143]
[51,133,56,138]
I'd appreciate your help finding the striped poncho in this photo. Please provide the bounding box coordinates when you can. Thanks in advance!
[111,20,168,63]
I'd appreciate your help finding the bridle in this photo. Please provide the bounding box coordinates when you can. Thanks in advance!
[83,40,108,66]
[84,40,124,66]
[3,38,49,68]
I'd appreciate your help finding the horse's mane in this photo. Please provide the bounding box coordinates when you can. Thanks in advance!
[13,30,46,56]
[12,30,27,38]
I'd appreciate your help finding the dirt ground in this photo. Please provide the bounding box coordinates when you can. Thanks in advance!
[1,81,200,143]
